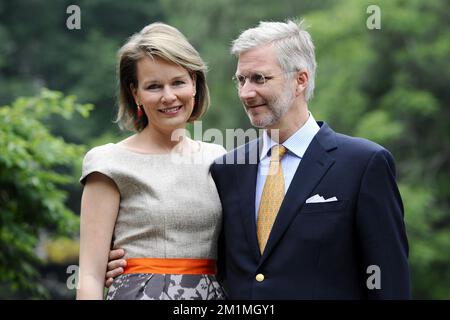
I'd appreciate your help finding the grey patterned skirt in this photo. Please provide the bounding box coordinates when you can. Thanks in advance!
[106,273,226,300]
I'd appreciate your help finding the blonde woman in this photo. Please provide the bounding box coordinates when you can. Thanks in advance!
[77,23,226,300]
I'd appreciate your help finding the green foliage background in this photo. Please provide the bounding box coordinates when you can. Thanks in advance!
[0,0,448,299]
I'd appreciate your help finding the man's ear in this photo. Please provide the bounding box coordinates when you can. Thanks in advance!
[295,70,308,97]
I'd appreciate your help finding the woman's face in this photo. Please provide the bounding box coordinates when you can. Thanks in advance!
[132,55,196,133]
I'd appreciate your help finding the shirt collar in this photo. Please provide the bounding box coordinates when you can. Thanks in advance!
[260,112,320,161]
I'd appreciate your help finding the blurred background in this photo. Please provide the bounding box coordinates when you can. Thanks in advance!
[0,0,449,299]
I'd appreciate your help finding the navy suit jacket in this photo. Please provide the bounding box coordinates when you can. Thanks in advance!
[210,122,411,299]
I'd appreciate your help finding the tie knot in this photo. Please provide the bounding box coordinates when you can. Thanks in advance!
[270,145,287,162]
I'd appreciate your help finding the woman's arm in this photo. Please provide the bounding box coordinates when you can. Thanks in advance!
[76,172,120,300]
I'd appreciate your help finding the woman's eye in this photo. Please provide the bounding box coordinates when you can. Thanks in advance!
[147,84,161,90]
[173,80,185,86]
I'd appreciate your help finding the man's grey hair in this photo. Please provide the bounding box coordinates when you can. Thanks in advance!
[231,19,317,101]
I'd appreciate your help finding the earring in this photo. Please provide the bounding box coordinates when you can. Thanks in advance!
[137,104,143,118]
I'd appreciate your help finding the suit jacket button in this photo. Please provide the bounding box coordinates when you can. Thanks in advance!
[255,273,265,282]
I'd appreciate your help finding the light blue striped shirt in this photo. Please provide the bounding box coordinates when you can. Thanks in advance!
[255,113,320,219]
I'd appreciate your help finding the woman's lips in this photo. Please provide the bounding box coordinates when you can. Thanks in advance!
[158,105,183,115]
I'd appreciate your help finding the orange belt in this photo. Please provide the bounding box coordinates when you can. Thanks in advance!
[123,258,217,275]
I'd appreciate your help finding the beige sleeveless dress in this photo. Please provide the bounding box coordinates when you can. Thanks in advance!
[80,141,227,300]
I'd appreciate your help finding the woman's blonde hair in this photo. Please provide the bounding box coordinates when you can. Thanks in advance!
[116,22,210,132]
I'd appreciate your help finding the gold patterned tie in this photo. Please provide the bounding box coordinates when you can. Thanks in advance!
[257,144,288,254]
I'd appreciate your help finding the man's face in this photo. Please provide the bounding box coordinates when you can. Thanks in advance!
[235,44,295,129]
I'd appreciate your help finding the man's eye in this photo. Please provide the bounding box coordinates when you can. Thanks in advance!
[237,75,246,85]
[253,74,265,84]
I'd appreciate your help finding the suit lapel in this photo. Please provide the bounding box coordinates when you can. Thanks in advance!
[235,138,262,260]
[259,122,337,264]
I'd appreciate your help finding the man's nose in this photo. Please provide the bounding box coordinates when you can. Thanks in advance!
[238,81,257,100]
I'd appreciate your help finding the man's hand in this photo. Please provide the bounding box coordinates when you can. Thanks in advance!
[105,249,127,288]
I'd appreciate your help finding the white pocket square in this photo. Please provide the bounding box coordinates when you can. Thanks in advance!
[305,194,338,204]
